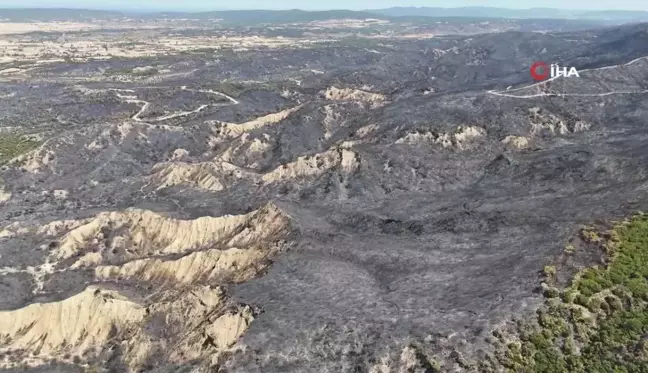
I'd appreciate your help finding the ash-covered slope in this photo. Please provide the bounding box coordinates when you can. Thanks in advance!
[1,22,648,373]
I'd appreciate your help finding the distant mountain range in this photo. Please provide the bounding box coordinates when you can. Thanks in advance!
[370,7,648,22]
[1,6,648,24]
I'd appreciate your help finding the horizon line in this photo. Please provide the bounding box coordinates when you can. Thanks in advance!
[0,6,647,13]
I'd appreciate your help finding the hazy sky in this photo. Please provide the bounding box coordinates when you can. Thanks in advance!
[0,0,646,11]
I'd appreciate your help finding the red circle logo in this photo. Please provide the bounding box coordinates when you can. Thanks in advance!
[530,61,549,81]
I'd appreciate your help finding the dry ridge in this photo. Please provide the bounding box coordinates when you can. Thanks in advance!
[148,161,256,191]
[324,86,388,108]
[209,105,304,139]
[149,145,361,192]
[55,203,289,266]
[0,203,293,372]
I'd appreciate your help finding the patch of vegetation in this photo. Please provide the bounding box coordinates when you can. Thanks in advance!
[254,80,299,93]
[103,66,159,77]
[0,134,40,165]
[202,80,297,98]
[581,228,601,243]
[543,265,557,279]
[210,81,248,98]
[103,67,133,76]
[133,67,159,77]
[488,213,648,372]
[185,47,219,54]
[564,244,576,254]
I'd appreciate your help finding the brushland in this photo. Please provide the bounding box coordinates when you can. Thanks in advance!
[485,213,648,373]
[0,134,39,165]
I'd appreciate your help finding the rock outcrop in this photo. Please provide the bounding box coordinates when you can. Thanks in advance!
[502,135,530,150]
[262,148,360,183]
[528,107,591,136]
[396,125,486,150]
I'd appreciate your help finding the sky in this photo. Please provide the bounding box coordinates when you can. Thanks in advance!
[0,0,646,11]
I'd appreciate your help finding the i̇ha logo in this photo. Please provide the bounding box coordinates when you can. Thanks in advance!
[530,61,580,81]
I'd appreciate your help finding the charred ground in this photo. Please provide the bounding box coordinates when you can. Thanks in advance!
[1,13,648,373]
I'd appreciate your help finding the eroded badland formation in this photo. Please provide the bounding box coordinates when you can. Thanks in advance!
[2,7,648,373]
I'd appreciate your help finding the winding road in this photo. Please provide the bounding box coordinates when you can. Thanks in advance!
[487,55,648,99]
[115,86,240,122]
